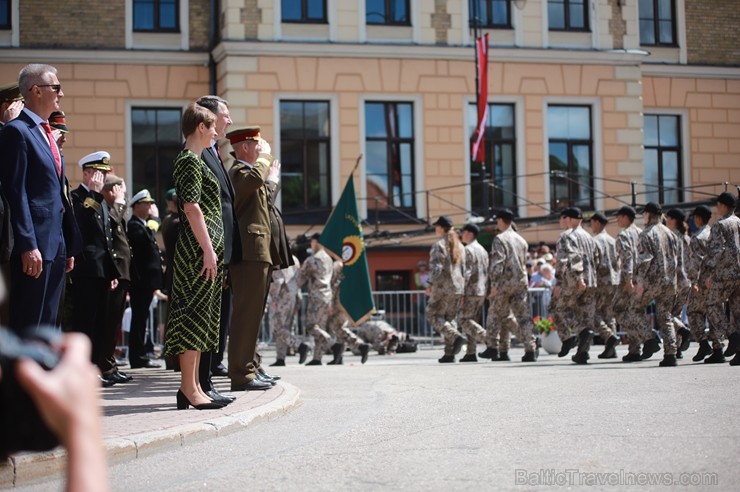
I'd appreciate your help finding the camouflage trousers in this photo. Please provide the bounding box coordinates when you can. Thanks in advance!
[306,299,332,362]
[459,296,488,355]
[612,283,636,334]
[554,288,613,348]
[271,295,301,360]
[687,287,722,350]
[705,280,740,344]
[671,286,690,340]
[547,294,568,348]
[624,288,677,356]
[593,285,618,332]
[328,308,362,350]
[485,286,536,353]
[426,291,463,356]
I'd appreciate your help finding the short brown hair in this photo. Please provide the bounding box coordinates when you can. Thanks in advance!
[181,102,215,138]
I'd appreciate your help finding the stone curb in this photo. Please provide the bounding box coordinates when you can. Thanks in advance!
[1,382,301,488]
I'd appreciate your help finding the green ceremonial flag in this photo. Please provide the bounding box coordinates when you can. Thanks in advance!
[319,174,376,325]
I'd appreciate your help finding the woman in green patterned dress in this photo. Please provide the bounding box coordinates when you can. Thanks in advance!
[165,103,225,410]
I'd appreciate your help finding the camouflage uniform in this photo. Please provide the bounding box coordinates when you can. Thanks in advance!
[486,227,537,354]
[328,260,363,350]
[426,237,466,356]
[612,222,642,335]
[296,247,334,362]
[625,218,679,357]
[549,227,572,343]
[592,229,619,334]
[268,255,302,360]
[686,224,721,349]
[459,239,489,355]
[353,319,399,354]
[702,212,740,346]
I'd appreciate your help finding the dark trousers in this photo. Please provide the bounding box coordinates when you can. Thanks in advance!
[9,249,66,334]
[128,285,154,365]
[199,279,232,391]
[68,276,111,369]
[102,279,129,375]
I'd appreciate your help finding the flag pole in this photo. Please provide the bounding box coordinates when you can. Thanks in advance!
[471,3,489,219]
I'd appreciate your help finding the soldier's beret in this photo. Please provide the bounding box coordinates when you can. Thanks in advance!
[692,205,712,223]
[495,208,515,221]
[665,208,686,223]
[615,206,636,220]
[0,82,22,103]
[717,192,737,209]
[590,211,608,224]
[462,223,480,235]
[562,207,582,219]
[49,111,68,133]
[642,202,662,215]
[78,151,112,172]
[165,188,177,201]
[226,126,261,145]
[103,174,123,189]
[432,216,453,229]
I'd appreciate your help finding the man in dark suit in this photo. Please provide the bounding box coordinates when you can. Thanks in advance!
[126,189,163,369]
[0,64,78,334]
[195,96,239,402]
[227,126,284,391]
[67,152,121,384]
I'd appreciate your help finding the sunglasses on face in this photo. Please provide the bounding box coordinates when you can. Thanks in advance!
[36,84,62,93]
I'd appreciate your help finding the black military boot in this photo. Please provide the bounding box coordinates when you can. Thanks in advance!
[577,328,593,354]
[724,331,740,357]
[478,347,498,360]
[459,354,478,362]
[558,336,577,358]
[496,351,510,361]
[677,327,692,352]
[438,355,455,363]
[270,359,286,367]
[572,351,589,364]
[622,352,642,363]
[327,343,344,365]
[598,335,619,359]
[692,340,712,362]
[297,342,310,364]
[359,343,370,364]
[641,337,661,360]
[521,351,537,362]
[704,348,726,364]
[452,335,465,355]
[659,354,677,367]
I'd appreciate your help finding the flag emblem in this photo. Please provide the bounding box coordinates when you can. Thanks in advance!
[342,235,364,266]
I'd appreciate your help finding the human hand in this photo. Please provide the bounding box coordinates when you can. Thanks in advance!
[22,249,43,278]
[258,138,271,156]
[110,279,118,291]
[149,204,160,219]
[2,100,23,123]
[66,256,75,273]
[111,183,125,202]
[89,171,105,193]
[635,282,644,298]
[578,279,586,291]
[199,249,218,281]
[692,283,699,293]
[625,280,634,293]
[268,159,281,182]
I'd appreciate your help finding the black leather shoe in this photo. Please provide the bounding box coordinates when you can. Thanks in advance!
[438,355,455,363]
[211,364,229,377]
[598,335,619,359]
[452,335,465,355]
[230,379,272,391]
[659,354,677,367]
[704,349,726,364]
[255,372,276,385]
[117,370,133,381]
[298,342,310,364]
[99,375,116,388]
[622,352,642,362]
[692,340,712,362]
[521,351,537,362]
[677,327,691,352]
[577,328,593,353]
[730,353,740,366]
[572,351,589,364]
[270,359,286,367]
[478,347,496,359]
[207,388,236,404]
[459,354,478,362]
[108,372,132,384]
[558,336,577,357]
[724,331,740,357]
[258,367,281,380]
[359,343,370,364]
[305,359,322,366]
[496,352,510,361]
[641,337,661,360]
[130,359,161,369]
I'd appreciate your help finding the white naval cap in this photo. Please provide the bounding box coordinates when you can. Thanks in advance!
[130,189,156,205]
[78,151,112,171]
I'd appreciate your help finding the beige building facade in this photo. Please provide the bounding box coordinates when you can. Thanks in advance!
[1,0,738,288]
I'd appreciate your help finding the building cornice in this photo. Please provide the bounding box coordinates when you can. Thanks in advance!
[213,41,650,65]
[0,49,209,66]
[642,63,740,80]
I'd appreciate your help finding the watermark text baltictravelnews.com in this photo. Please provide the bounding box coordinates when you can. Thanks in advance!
[515,469,719,487]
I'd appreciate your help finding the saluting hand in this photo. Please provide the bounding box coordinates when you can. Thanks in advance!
[89,171,105,193]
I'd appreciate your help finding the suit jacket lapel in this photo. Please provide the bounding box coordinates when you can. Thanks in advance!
[20,112,62,183]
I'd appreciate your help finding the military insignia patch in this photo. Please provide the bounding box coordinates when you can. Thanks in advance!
[83,197,101,211]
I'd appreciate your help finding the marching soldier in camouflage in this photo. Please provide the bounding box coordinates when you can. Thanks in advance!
[553,207,609,364]
[296,233,334,365]
[547,211,572,359]
[326,260,370,365]
[611,206,642,357]
[588,212,621,359]
[268,254,309,366]
[352,318,401,355]
[486,209,538,362]
[426,216,466,363]
[664,208,693,357]
[624,202,679,366]
[458,223,489,362]
[701,192,740,366]
[685,205,722,362]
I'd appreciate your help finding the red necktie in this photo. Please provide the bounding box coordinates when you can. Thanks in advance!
[40,122,62,178]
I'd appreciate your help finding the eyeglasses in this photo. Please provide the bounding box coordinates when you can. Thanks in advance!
[36,84,62,93]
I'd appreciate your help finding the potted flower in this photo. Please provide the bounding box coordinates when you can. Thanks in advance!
[533,316,561,354]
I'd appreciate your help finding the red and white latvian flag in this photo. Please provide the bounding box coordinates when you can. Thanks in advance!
[471,33,489,163]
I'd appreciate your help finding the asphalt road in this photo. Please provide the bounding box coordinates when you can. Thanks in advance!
[20,345,739,491]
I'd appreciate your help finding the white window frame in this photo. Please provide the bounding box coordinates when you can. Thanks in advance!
[125,0,189,51]
[642,108,690,203]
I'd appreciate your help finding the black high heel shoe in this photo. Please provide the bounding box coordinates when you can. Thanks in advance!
[176,389,224,410]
